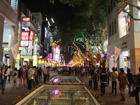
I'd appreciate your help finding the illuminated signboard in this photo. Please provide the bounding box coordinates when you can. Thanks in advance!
[29,30,34,41]
[20,47,32,56]
[22,17,31,22]
[21,17,31,29]
[21,31,29,41]
[20,41,28,47]
[53,46,60,62]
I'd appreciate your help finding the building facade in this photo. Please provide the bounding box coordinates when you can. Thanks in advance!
[108,0,140,74]
[0,0,19,67]
[16,1,43,67]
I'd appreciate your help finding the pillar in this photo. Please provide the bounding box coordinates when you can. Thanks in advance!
[0,15,4,65]
[134,48,140,74]
[9,26,18,69]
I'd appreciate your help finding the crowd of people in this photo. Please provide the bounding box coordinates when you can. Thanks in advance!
[0,65,140,105]
[84,66,140,105]
[0,65,51,94]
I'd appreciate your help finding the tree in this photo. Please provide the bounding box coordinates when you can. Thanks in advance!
[50,0,109,46]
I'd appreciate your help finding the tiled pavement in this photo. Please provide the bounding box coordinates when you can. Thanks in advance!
[0,73,136,105]
[0,81,28,105]
[80,75,136,105]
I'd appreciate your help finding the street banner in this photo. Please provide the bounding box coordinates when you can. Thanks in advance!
[114,46,121,67]
[11,43,19,59]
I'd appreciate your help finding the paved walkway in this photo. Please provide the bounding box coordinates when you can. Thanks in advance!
[0,71,58,105]
[0,73,136,105]
[0,81,28,105]
[79,75,136,105]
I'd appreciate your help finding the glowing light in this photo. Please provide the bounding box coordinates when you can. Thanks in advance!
[53,78,60,83]
[39,56,42,59]
[52,89,60,95]
[19,47,22,50]
[29,30,34,41]
[51,18,55,23]
[22,17,30,22]
[21,31,29,41]
[3,48,9,51]
[41,60,45,64]
[38,60,42,64]
[16,54,20,60]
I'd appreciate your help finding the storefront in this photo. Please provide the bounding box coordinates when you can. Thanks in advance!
[2,22,15,65]
[119,50,130,73]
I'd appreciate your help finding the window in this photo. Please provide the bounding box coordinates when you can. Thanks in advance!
[112,22,114,35]
[138,0,140,18]
[109,25,111,36]
[10,0,18,10]
[114,18,117,33]
[118,5,130,38]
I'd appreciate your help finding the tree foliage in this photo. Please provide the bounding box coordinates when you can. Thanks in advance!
[50,0,109,46]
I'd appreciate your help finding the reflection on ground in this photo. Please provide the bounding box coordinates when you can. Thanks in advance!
[22,85,98,105]
[49,76,81,84]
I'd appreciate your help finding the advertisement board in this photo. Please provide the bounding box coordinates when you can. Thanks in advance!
[20,47,32,56]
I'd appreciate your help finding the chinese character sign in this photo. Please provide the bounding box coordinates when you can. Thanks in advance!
[21,31,29,41]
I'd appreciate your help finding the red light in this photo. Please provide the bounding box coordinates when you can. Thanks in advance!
[29,30,34,41]
[21,31,29,41]
[22,17,30,22]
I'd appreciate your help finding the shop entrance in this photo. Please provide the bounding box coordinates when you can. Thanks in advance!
[119,50,130,73]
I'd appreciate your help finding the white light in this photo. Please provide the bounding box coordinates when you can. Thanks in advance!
[46,17,48,21]
[48,21,51,27]
[45,28,48,37]
[51,18,55,23]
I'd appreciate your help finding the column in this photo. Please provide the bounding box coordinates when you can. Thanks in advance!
[134,48,140,74]
[0,15,4,65]
[9,26,18,68]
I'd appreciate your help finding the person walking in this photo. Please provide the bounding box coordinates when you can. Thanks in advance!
[133,67,140,105]
[111,67,118,95]
[118,68,128,102]
[43,67,48,83]
[27,67,35,90]
[92,69,99,91]
[7,66,12,83]
[127,68,134,94]
[13,68,18,88]
[0,66,7,94]
[100,68,108,96]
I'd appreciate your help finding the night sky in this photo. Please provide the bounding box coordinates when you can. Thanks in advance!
[22,0,74,25]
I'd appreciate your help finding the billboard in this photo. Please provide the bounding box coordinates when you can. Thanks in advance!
[20,47,32,56]
[20,31,29,46]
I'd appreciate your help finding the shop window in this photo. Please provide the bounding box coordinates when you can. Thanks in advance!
[118,5,130,38]
[138,0,140,18]
[10,0,18,10]
[119,50,130,73]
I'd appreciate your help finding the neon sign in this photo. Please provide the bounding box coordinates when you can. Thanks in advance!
[21,31,29,41]
[22,17,31,22]
[29,30,34,41]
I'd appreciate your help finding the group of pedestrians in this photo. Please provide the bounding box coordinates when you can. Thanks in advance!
[1,65,140,105]
[0,66,13,94]
[0,65,51,94]
[18,66,50,90]
[85,66,140,105]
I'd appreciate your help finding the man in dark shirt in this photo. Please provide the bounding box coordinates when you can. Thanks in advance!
[134,67,140,105]
[100,68,108,96]
[127,68,133,94]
